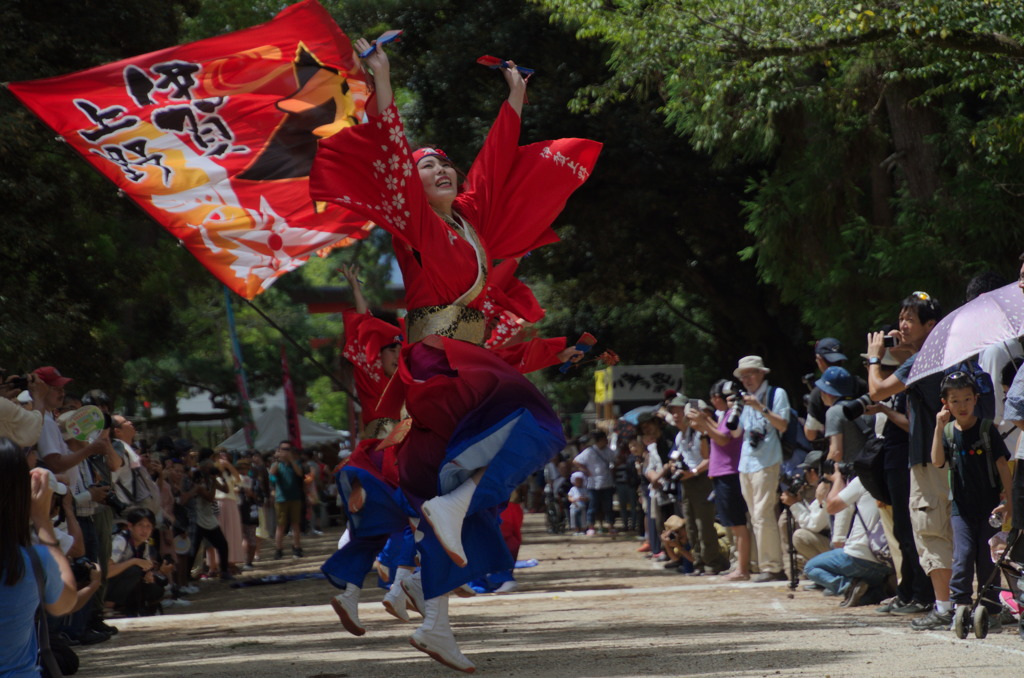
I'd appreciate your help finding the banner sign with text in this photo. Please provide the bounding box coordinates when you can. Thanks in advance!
[8,0,372,298]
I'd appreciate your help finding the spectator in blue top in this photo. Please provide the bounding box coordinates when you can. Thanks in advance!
[269,440,306,559]
[734,355,791,583]
[1,437,76,677]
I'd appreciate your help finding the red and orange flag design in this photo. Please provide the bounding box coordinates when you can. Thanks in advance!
[8,0,372,298]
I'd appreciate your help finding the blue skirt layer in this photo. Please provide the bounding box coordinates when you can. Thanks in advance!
[417,509,513,600]
[336,466,413,537]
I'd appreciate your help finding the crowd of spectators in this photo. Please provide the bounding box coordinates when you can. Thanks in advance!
[544,257,1024,636]
[0,367,340,676]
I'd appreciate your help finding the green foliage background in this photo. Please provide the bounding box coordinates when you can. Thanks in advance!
[3,0,1022,435]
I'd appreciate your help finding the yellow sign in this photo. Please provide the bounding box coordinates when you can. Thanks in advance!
[594,367,612,404]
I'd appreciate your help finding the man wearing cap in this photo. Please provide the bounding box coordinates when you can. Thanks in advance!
[805,338,865,444]
[36,367,121,644]
[667,395,727,574]
[779,450,832,578]
[817,366,875,463]
[733,355,791,582]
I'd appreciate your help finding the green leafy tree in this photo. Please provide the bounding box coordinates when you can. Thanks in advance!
[535,0,1024,351]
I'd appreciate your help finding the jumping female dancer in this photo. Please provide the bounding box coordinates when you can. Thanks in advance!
[311,35,600,672]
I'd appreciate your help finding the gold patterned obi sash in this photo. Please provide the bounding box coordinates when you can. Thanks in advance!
[406,305,486,345]
[362,417,399,440]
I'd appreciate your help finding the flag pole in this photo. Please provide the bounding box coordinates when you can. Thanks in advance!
[239,296,357,401]
[224,286,258,447]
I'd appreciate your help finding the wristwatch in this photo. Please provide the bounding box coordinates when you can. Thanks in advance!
[868,357,881,366]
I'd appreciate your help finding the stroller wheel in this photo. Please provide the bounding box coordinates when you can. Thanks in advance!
[953,605,970,639]
[973,606,990,639]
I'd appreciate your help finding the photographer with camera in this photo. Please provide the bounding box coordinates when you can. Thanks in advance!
[688,380,752,581]
[816,367,876,463]
[37,375,122,645]
[778,450,832,581]
[106,508,174,616]
[803,338,865,446]
[732,356,792,582]
[804,461,894,608]
[867,291,952,629]
[1,370,47,447]
[667,395,727,574]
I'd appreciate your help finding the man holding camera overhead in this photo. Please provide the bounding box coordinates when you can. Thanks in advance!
[733,355,791,582]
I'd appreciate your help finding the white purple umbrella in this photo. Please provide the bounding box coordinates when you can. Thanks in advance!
[907,282,1024,384]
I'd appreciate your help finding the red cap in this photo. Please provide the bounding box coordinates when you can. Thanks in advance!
[412,147,451,165]
[33,366,72,388]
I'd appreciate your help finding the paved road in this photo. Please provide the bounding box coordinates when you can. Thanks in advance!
[76,514,1024,677]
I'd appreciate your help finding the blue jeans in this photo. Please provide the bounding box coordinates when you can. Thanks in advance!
[805,548,891,599]
[950,513,1000,613]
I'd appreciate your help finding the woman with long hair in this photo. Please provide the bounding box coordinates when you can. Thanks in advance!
[311,37,600,672]
[0,437,77,676]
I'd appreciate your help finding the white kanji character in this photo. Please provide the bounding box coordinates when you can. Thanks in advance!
[540,146,553,158]
[553,152,567,166]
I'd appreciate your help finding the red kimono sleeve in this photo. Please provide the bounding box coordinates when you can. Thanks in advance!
[456,104,603,260]
[491,336,567,374]
[311,101,435,253]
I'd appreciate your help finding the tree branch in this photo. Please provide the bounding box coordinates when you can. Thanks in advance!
[724,28,1024,60]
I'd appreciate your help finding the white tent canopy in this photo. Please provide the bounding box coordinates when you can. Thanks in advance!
[217,405,348,453]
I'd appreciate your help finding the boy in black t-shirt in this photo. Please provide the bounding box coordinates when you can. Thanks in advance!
[931,372,1014,620]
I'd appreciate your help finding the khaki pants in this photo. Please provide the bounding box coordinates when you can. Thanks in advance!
[909,463,953,574]
[740,464,782,574]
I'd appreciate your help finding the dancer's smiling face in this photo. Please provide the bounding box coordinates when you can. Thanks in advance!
[417,156,458,207]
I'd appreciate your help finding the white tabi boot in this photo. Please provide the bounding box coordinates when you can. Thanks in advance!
[420,478,477,567]
[383,568,413,622]
[330,584,365,636]
[401,569,426,617]
[409,595,474,673]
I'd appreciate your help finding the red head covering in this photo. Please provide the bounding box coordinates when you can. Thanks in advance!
[412,147,451,165]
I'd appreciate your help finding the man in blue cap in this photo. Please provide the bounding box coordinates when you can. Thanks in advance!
[816,366,875,463]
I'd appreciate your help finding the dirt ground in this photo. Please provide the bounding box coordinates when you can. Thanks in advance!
[76,514,1024,678]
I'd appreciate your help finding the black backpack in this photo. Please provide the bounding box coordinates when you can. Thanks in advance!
[852,436,891,505]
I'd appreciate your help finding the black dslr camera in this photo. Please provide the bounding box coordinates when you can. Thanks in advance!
[820,458,856,479]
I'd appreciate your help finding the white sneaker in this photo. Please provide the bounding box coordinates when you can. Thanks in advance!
[494,580,518,594]
[401,572,426,617]
[420,480,477,568]
[409,596,475,673]
[330,586,365,636]
[383,583,410,622]
[181,585,200,595]
[164,598,193,607]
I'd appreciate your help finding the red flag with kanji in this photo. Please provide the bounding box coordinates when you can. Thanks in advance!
[7,0,373,298]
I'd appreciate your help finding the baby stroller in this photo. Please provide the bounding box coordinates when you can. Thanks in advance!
[952,529,1024,640]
